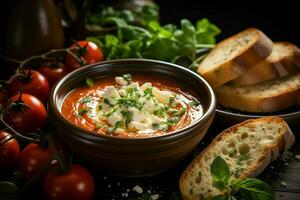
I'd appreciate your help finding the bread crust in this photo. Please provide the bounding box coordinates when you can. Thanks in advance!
[215,74,300,113]
[197,28,273,88]
[232,42,300,86]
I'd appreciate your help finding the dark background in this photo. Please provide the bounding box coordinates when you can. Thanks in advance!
[155,0,299,45]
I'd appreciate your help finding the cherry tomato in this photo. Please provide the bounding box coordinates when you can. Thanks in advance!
[65,40,104,71]
[43,164,94,200]
[9,69,49,101]
[38,62,67,87]
[20,143,52,180]
[0,131,20,169]
[3,93,47,134]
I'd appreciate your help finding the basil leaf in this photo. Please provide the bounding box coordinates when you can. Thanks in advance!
[211,156,230,185]
[233,178,274,200]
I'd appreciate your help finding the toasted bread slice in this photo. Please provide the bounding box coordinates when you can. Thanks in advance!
[215,74,300,113]
[232,42,300,86]
[197,28,273,88]
[179,117,295,200]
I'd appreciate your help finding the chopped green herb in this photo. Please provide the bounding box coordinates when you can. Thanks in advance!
[152,123,160,130]
[86,78,94,87]
[117,98,143,110]
[168,96,175,106]
[173,107,186,117]
[166,117,179,127]
[189,99,200,107]
[78,108,88,116]
[80,97,91,104]
[108,121,123,134]
[153,107,165,118]
[228,148,237,157]
[98,104,103,110]
[143,87,153,97]
[236,154,250,165]
[104,98,111,106]
[95,123,102,129]
[122,73,132,83]
[121,110,133,127]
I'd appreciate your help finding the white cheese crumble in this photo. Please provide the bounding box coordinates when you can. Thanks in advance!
[95,74,187,135]
[132,185,143,194]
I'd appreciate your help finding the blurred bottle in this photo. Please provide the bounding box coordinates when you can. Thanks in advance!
[4,0,64,60]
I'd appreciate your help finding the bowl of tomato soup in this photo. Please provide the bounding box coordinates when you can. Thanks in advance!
[49,59,216,176]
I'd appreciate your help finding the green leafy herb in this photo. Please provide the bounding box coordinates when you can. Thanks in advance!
[166,117,179,127]
[152,123,160,130]
[108,121,123,134]
[189,99,200,107]
[211,156,230,189]
[120,110,133,127]
[78,108,88,116]
[86,78,94,87]
[98,104,103,110]
[169,96,175,106]
[87,17,220,70]
[143,87,153,97]
[104,98,113,107]
[210,156,274,200]
[117,98,143,110]
[122,73,132,83]
[80,97,91,104]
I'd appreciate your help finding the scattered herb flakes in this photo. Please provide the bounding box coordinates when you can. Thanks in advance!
[189,99,200,107]
[152,123,159,130]
[80,96,91,104]
[143,87,153,97]
[121,110,133,127]
[168,96,175,106]
[122,73,132,83]
[86,78,94,87]
[78,108,88,116]
[98,104,103,110]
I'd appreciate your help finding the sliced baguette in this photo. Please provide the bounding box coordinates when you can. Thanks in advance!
[232,42,300,86]
[197,28,273,88]
[215,74,300,113]
[179,117,295,200]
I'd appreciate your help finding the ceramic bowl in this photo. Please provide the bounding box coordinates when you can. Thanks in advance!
[48,59,216,176]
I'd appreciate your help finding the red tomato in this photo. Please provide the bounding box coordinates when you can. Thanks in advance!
[3,94,47,134]
[20,143,52,180]
[38,62,67,87]
[9,69,49,101]
[44,164,94,200]
[65,40,104,71]
[0,131,20,169]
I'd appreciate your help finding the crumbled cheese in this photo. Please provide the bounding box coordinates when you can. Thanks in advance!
[107,113,122,126]
[295,155,300,160]
[280,181,287,187]
[150,194,160,200]
[95,74,190,134]
[132,185,143,194]
[115,77,128,86]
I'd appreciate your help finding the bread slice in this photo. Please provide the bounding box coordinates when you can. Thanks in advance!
[197,28,273,88]
[215,74,300,113]
[179,117,295,200]
[232,42,300,86]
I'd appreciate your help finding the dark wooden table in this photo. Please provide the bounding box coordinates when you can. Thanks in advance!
[1,119,299,200]
[85,121,300,200]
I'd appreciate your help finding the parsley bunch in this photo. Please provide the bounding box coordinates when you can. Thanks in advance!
[210,156,274,200]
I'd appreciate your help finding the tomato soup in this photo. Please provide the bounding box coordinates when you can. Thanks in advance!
[61,74,203,138]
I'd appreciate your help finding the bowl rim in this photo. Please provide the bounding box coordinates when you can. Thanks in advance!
[49,58,216,141]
